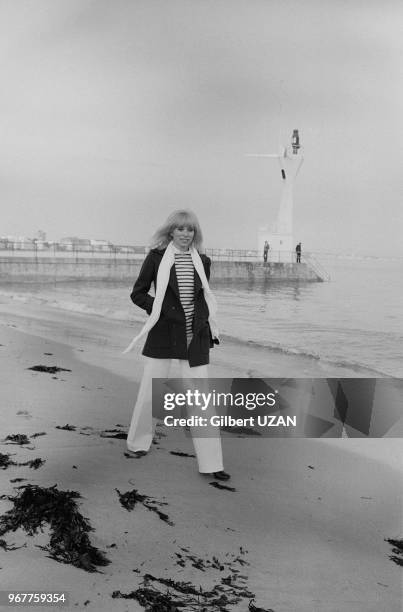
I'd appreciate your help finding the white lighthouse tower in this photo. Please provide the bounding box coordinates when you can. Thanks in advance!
[249,129,304,262]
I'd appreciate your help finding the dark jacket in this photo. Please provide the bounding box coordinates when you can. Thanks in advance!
[130,248,214,367]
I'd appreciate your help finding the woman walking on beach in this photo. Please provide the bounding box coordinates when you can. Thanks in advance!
[123,209,230,481]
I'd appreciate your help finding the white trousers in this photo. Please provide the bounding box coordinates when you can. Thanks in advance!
[127,357,223,473]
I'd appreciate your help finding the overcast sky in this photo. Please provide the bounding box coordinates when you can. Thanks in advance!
[0,0,402,255]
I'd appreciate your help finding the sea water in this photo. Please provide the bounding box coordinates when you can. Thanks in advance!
[212,256,403,377]
[1,256,402,378]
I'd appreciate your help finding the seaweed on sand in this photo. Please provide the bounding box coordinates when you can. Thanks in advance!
[116,488,174,526]
[173,548,250,576]
[19,458,46,470]
[113,546,273,611]
[111,584,235,611]
[0,453,15,469]
[4,434,31,445]
[208,482,237,492]
[112,586,185,610]
[143,574,204,596]
[0,484,110,572]
[28,365,71,374]
[112,573,263,611]
[386,538,403,566]
[0,453,45,470]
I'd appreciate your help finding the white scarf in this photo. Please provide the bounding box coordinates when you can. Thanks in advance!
[122,241,218,354]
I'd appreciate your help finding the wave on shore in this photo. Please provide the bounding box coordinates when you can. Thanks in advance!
[1,289,393,378]
[219,334,394,378]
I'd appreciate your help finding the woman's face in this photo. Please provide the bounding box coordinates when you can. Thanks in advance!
[171,224,195,251]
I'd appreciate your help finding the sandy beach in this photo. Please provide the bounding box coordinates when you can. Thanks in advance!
[0,296,402,612]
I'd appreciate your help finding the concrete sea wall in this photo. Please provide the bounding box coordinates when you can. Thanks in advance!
[212,260,321,282]
[0,256,323,283]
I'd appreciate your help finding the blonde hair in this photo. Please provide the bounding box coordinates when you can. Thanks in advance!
[150,209,204,251]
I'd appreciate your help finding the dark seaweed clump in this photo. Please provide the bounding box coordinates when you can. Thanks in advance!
[112,573,273,611]
[112,545,274,611]
[0,453,45,470]
[0,453,15,469]
[116,488,173,526]
[386,538,403,566]
[28,365,71,374]
[0,484,110,572]
[5,434,31,445]
[174,549,248,573]
[209,482,237,492]
[20,458,45,470]
[112,586,184,610]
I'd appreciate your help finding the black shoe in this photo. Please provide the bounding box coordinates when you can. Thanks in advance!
[212,470,231,481]
[124,450,148,458]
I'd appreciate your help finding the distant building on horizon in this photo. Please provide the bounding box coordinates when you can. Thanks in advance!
[90,238,113,251]
[59,237,114,252]
[36,230,47,242]
[0,235,34,249]
[59,237,92,251]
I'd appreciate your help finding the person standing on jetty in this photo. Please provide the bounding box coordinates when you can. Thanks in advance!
[295,242,302,263]
[263,240,270,262]
[122,209,230,481]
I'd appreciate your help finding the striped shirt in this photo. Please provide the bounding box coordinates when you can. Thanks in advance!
[174,251,195,344]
